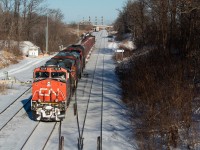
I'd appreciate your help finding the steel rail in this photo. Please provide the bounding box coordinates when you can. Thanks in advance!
[0,86,32,114]
[0,95,32,131]
[75,31,105,150]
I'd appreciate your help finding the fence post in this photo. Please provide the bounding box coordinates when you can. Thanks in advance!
[97,136,101,150]
[74,103,77,116]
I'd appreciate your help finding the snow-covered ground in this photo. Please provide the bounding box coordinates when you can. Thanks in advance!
[0,30,134,150]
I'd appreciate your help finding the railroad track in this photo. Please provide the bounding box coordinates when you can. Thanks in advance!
[0,86,32,114]
[20,121,62,150]
[0,30,108,150]
[0,87,32,131]
[74,30,106,150]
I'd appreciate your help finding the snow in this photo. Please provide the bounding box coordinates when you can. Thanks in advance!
[0,30,134,149]
[0,56,51,81]
[108,42,119,50]
[120,40,136,50]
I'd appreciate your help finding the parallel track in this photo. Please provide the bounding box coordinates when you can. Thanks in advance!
[20,121,41,149]
[0,86,31,114]
[0,86,62,149]
[75,30,106,150]
[20,121,61,150]
[0,31,107,150]
[0,87,32,131]
[42,121,60,150]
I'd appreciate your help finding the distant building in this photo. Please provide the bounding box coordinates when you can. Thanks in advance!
[28,46,40,57]
[19,41,41,57]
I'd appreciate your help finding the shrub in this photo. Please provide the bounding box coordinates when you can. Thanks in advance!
[0,46,23,69]
[116,49,195,149]
[0,83,8,94]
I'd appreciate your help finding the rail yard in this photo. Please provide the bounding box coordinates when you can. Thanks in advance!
[0,30,132,150]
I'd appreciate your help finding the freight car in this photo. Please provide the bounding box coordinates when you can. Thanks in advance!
[81,34,95,61]
[31,33,95,121]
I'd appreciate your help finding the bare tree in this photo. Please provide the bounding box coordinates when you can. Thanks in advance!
[114,0,200,149]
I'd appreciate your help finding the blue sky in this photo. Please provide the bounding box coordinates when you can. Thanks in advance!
[46,0,127,25]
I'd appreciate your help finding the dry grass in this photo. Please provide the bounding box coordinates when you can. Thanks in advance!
[0,83,8,94]
[0,47,23,69]
[116,49,196,149]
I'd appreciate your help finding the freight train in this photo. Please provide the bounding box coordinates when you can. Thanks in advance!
[31,34,95,121]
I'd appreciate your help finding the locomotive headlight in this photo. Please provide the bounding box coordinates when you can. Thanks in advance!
[47,81,51,87]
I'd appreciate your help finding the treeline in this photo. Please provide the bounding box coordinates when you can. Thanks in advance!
[0,0,78,53]
[114,0,200,149]
[114,0,200,54]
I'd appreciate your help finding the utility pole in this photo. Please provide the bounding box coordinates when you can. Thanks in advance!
[77,22,79,37]
[89,16,91,24]
[95,16,97,25]
[45,14,48,54]
[82,17,85,24]
[101,16,103,25]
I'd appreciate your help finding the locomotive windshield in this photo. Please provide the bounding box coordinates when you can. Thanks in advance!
[72,50,81,54]
[51,72,66,79]
[35,72,49,78]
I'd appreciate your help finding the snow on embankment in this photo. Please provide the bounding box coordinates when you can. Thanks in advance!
[108,42,119,50]
[0,51,18,69]
[0,41,41,69]
[108,36,135,52]
[105,38,136,149]
[119,40,136,51]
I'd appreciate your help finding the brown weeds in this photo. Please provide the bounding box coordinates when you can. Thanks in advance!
[0,83,8,94]
[0,47,23,69]
[116,50,195,149]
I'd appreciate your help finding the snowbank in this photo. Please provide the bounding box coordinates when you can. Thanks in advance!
[119,40,136,50]
[107,42,119,50]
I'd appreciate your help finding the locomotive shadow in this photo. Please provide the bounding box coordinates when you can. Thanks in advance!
[21,96,33,120]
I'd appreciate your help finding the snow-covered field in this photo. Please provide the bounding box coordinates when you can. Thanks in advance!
[0,30,134,150]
